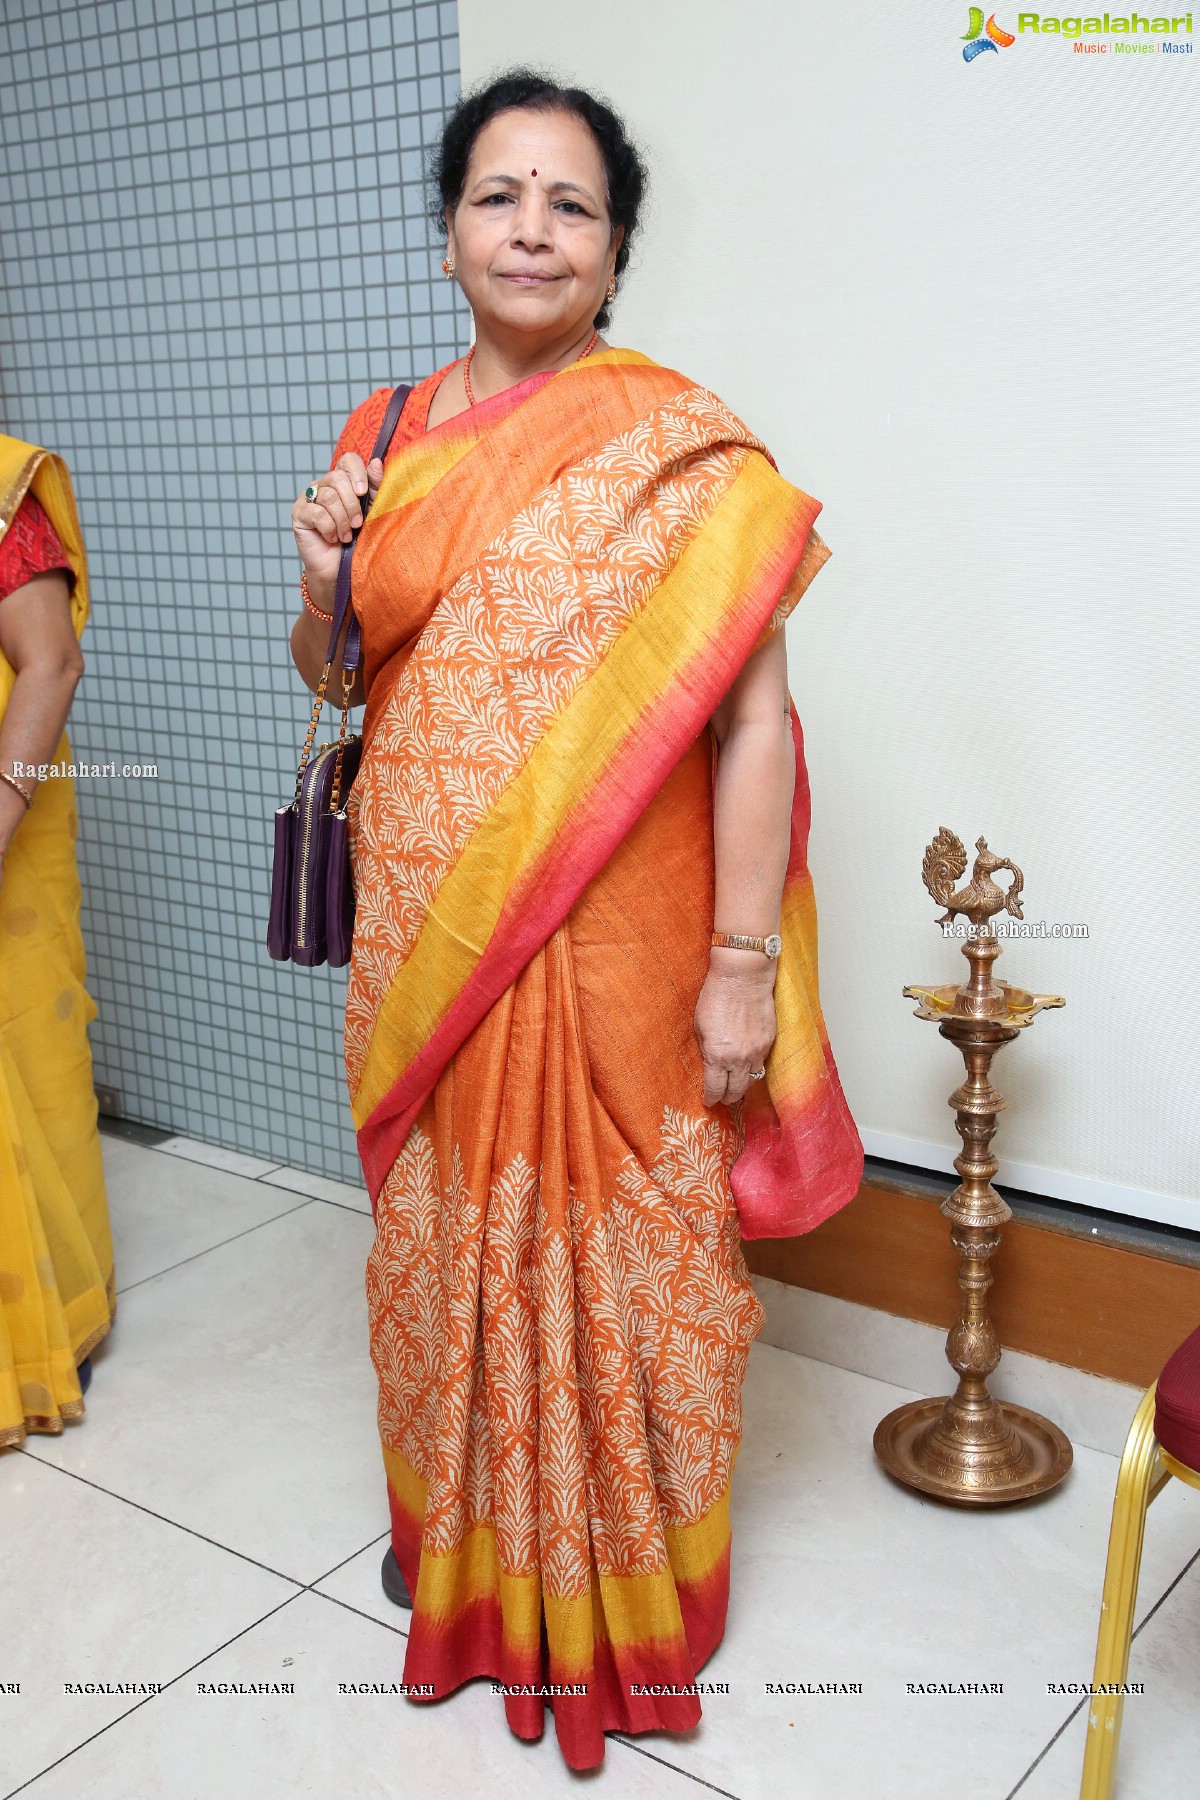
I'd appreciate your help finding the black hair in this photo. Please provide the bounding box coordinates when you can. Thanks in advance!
[430,68,648,332]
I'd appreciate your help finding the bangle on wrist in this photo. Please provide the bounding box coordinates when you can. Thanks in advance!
[301,570,333,624]
[0,769,33,810]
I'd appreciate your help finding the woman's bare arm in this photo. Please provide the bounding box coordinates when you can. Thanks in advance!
[0,570,85,859]
[693,627,795,1106]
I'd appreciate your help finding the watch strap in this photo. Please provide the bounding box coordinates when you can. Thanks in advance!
[711,931,782,958]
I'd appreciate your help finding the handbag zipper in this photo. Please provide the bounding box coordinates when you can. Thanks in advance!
[294,742,335,949]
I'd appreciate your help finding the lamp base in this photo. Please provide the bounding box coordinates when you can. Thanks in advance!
[874,1395,1073,1505]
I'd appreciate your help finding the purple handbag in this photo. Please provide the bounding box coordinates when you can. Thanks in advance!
[267,384,411,968]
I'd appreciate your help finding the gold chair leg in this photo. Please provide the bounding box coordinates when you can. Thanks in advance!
[1080,1384,1171,1800]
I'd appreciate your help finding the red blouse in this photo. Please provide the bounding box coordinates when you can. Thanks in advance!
[328,363,452,471]
[0,489,73,603]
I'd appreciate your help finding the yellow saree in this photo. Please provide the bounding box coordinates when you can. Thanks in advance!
[337,351,863,1768]
[0,436,114,1450]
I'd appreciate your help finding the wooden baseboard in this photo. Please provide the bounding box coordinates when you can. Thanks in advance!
[743,1175,1200,1388]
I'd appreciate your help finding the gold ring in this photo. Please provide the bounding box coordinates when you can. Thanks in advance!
[304,482,321,503]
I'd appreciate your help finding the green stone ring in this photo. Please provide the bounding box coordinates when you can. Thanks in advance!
[304,482,320,503]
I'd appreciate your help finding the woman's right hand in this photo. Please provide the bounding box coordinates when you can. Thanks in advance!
[290,451,385,591]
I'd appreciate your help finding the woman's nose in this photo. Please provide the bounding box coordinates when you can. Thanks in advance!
[510,195,554,249]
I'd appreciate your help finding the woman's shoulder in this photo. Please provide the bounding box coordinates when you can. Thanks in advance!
[0,487,73,602]
[329,360,459,467]
[594,347,744,423]
[330,386,397,468]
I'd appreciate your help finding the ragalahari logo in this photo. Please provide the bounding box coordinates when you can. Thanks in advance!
[962,8,1017,56]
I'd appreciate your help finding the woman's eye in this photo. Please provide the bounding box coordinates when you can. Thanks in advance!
[558,202,585,215]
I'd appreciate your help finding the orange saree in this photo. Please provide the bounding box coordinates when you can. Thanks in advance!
[331,349,863,1770]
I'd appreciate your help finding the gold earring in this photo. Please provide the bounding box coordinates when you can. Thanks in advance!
[606,275,617,303]
[442,256,455,279]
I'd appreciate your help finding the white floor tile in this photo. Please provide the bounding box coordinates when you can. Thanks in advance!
[100,1138,308,1294]
[153,1137,284,1181]
[16,1132,1199,1799]
[258,1166,372,1214]
[0,1451,297,1795]
[754,1277,1147,1458]
[14,1591,709,1798]
[22,1204,386,1586]
[312,1534,407,1633]
[1015,1551,1200,1799]
[631,1342,1200,1800]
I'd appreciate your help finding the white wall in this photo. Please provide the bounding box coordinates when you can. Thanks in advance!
[458,2,1200,1228]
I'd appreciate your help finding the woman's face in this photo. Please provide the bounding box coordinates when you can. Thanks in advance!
[448,107,623,346]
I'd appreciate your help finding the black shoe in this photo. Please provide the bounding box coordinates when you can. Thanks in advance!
[381,1547,413,1610]
[77,1357,92,1395]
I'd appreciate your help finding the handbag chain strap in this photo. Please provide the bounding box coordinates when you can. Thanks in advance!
[293,381,414,806]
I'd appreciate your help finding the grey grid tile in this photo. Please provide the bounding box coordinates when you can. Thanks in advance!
[0,0,470,1182]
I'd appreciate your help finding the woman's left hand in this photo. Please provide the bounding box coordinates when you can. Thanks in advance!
[693,959,778,1106]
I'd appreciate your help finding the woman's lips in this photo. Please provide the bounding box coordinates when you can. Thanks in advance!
[499,272,560,284]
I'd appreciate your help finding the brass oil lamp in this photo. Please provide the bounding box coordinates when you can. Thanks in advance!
[873,829,1073,1504]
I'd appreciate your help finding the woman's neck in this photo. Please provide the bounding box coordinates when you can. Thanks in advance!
[465,320,604,402]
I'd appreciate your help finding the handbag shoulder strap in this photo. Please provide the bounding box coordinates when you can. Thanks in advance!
[323,383,413,676]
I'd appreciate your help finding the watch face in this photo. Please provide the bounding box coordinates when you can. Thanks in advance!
[765,934,782,958]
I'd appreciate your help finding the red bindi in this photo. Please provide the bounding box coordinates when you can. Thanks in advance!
[531,168,537,176]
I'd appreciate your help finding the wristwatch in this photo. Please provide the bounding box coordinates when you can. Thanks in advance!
[711,931,782,959]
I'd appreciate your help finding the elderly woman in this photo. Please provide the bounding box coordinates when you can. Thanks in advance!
[290,70,862,1773]
[0,436,115,1449]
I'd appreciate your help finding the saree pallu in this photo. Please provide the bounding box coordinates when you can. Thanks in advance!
[343,350,863,1768]
[0,438,115,1450]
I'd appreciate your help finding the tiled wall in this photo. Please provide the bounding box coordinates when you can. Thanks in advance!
[0,0,470,1181]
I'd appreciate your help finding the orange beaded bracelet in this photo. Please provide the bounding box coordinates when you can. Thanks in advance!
[300,570,333,624]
